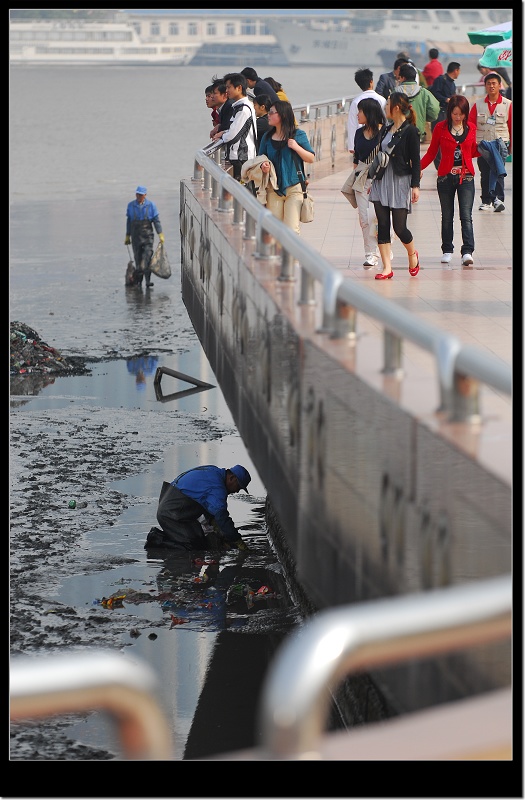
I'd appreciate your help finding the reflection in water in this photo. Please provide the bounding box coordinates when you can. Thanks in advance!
[126,355,159,392]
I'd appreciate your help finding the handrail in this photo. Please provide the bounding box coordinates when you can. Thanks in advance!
[257,574,512,760]
[10,650,174,760]
[189,140,511,423]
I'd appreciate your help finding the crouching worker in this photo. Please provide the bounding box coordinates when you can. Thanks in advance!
[145,464,251,552]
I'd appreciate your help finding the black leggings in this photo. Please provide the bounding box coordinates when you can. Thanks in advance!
[373,202,413,245]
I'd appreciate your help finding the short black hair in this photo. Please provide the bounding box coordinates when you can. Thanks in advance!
[212,78,227,93]
[205,85,214,94]
[398,63,417,81]
[224,72,248,93]
[241,67,258,82]
[355,68,373,91]
[394,57,409,70]
[253,93,271,111]
[429,48,439,59]
[447,62,461,73]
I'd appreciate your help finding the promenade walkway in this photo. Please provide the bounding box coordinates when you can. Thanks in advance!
[300,155,513,483]
[303,153,512,366]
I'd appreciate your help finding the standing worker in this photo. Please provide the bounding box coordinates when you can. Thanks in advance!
[125,186,164,289]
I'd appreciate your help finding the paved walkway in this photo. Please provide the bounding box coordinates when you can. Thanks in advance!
[299,154,512,481]
[303,153,512,367]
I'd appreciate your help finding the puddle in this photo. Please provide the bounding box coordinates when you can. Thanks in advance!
[15,352,304,760]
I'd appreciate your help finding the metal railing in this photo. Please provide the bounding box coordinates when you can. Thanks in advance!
[189,129,511,424]
[257,574,512,759]
[10,575,511,760]
[10,650,174,760]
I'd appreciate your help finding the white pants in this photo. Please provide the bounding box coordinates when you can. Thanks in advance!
[355,188,379,257]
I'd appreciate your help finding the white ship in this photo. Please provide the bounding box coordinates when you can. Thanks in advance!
[267,9,513,69]
[9,14,202,66]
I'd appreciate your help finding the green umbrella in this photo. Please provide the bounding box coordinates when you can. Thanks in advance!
[468,20,512,46]
[479,37,512,69]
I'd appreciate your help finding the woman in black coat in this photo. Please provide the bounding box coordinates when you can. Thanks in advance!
[369,91,421,279]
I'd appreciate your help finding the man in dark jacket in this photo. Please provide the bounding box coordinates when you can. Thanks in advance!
[145,464,252,551]
[430,62,461,129]
[209,78,233,138]
[241,67,279,104]
[375,57,409,100]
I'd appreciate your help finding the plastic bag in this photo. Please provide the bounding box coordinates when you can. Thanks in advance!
[149,242,171,279]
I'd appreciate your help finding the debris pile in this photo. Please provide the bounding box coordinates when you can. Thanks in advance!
[10,321,82,376]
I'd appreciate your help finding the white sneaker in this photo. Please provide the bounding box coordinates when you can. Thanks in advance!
[461,253,474,266]
[441,253,452,264]
[493,198,505,212]
[479,202,493,211]
[363,254,378,269]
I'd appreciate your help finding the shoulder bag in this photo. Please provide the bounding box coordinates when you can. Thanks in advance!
[368,123,408,181]
[291,150,314,223]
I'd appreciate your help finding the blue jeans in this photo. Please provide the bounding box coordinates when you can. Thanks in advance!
[478,156,505,204]
[437,174,475,255]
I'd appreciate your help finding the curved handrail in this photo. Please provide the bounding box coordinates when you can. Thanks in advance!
[189,146,511,423]
[258,574,512,759]
[10,650,174,760]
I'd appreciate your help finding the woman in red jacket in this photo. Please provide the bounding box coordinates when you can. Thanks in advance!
[420,94,480,266]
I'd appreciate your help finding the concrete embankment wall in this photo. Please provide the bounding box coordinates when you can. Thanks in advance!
[180,107,511,715]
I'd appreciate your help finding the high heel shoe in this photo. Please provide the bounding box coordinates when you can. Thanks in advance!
[375,270,394,280]
[408,250,420,276]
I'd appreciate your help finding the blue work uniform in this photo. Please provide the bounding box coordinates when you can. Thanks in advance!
[126,198,162,283]
[152,466,242,550]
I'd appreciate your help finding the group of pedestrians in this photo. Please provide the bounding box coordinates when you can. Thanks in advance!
[202,67,314,236]
[344,57,511,279]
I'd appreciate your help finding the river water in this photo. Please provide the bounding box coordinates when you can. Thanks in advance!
[10,64,366,763]
[9,62,482,763]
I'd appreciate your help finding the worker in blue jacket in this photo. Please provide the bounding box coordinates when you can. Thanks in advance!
[145,464,251,551]
[125,185,164,289]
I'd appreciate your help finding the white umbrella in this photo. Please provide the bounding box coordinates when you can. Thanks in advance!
[479,38,512,69]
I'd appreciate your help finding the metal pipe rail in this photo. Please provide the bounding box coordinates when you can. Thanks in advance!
[257,574,512,760]
[10,650,174,760]
[190,144,511,423]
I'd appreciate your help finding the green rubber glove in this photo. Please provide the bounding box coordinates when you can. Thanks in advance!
[125,235,131,245]
[159,233,165,244]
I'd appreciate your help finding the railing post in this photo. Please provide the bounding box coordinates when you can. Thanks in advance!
[278,248,296,282]
[192,159,204,182]
[331,301,357,341]
[299,266,315,305]
[450,372,481,424]
[383,330,403,376]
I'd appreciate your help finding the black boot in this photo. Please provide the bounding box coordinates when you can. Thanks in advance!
[145,270,154,288]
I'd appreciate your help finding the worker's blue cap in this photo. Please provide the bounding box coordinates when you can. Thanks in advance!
[230,464,251,492]
[136,185,147,195]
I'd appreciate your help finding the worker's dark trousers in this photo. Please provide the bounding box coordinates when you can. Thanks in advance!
[131,220,154,285]
[155,482,208,550]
